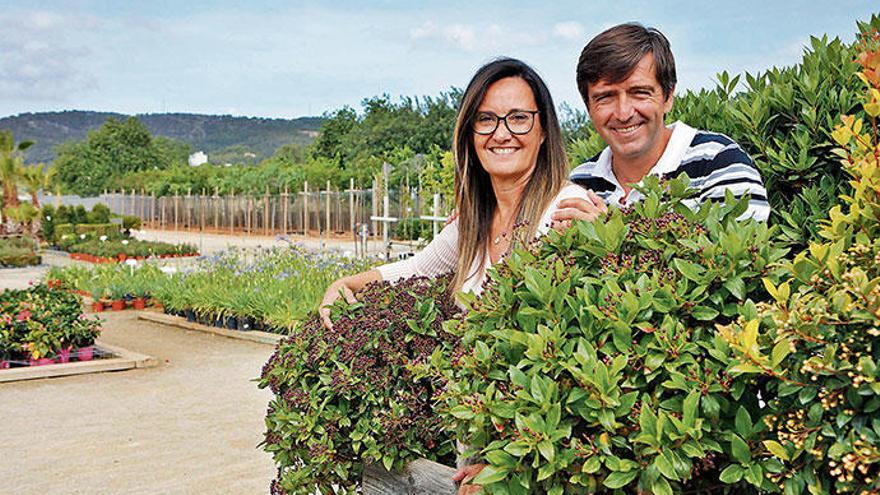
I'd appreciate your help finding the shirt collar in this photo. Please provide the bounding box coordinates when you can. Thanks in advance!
[594,121,696,188]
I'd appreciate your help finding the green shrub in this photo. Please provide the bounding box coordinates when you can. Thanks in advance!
[71,205,88,225]
[395,218,432,241]
[260,274,461,494]
[73,223,122,239]
[721,36,880,495]
[436,176,788,494]
[122,215,141,231]
[87,203,111,224]
[41,205,56,241]
[0,236,40,267]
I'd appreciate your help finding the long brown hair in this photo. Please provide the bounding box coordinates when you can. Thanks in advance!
[451,58,569,293]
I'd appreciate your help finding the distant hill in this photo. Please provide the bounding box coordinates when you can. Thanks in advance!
[0,110,325,163]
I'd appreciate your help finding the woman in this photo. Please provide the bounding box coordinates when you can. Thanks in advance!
[319,58,593,329]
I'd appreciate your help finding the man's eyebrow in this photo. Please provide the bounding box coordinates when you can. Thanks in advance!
[590,89,615,100]
[628,85,657,92]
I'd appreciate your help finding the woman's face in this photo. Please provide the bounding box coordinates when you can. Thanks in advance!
[473,77,544,184]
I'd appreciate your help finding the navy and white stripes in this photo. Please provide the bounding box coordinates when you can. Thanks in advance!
[569,122,770,221]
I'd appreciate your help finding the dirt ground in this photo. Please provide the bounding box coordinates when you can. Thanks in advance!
[0,310,278,494]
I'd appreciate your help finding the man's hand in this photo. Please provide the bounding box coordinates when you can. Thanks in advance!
[319,280,357,330]
[452,463,485,495]
[551,189,608,230]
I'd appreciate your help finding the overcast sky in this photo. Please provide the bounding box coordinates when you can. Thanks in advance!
[0,1,877,119]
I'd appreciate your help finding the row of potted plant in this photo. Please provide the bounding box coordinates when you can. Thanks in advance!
[152,245,375,333]
[0,284,102,368]
[46,263,165,313]
[61,237,198,262]
[48,244,375,334]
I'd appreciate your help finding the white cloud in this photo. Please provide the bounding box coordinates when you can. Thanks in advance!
[444,24,478,50]
[553,21,584,41]
[0,11,100,102]
[410,21,437,39]
[410,21,547,52]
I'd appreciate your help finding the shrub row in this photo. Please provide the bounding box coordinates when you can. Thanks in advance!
[0,236,40,268]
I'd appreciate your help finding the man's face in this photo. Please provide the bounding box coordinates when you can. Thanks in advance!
[586,53,674,167]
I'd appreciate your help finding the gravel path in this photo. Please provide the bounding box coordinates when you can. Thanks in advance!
[0,311,278,494]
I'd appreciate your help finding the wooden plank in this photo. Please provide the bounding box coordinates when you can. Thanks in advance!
[0,340,158,383]
[137,312,283,345]
[363,459,456,495]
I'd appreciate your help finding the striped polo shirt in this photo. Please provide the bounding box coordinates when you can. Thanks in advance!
[569,121,770,221]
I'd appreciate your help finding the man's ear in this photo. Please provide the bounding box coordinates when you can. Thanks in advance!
[663,86,675,114]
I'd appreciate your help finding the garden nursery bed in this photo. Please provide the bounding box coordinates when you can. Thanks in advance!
[0,340,157,383]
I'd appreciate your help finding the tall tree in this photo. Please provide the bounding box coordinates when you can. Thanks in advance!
[0,130,33,208]
[54,117,167,196]
[20,164,55,210]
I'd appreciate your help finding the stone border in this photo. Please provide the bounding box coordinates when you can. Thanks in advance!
[0,340,158,383]
[138,312,283,345]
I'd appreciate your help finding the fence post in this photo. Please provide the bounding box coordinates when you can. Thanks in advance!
[325,180,331,236]
[264,186,270,236]
[371,178,378,238]
[303,181,309,235]
[347,178,356,252]
[150,191,156,228]
[229,189,235,234]
[213,188,220,231]
[282,187,289,234]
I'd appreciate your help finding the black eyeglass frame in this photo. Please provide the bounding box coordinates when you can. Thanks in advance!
[472,109,540,135]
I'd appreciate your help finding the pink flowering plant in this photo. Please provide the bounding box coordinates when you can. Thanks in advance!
[0,284,101,362]
[259,274,461,495]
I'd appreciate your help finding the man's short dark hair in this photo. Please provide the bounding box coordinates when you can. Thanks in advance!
[576,23,677,105]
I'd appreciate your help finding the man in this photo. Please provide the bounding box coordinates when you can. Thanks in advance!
[552,23,770,225]
[455,23,770,495]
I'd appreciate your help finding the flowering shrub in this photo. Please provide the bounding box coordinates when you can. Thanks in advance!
[437,176,788,494]
[721,35,880,495]
[259,274,461,494]
[0,284,101,363]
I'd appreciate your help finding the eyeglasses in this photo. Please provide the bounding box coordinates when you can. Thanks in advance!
[472,110,539,135]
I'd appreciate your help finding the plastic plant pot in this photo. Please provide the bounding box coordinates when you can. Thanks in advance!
[91,301,105,312]
[132,298,147,310]
[237,316,252,331]
[225,316,238,330]
[77,346,95,361]
[56,347,72,363]
[111,300,126,311]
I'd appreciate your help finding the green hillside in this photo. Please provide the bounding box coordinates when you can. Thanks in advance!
[0,110,324,163]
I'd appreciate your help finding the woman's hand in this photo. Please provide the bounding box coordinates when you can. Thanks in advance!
[319,279,357,329]
[452,464,486,495]
[551,189,608,230]
[318,270,382,329]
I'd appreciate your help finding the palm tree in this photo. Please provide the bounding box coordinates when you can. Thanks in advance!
[20,164,55,210]
[0,130,34,209]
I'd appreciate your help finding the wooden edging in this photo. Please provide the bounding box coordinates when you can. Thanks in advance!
[363,459,456,495]
[137,312,283,345]
[0,340,158,383]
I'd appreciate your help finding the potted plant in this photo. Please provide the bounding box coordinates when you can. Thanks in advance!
[0,330,14,369]
[71,318,101,361]
[23,325,59,366]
